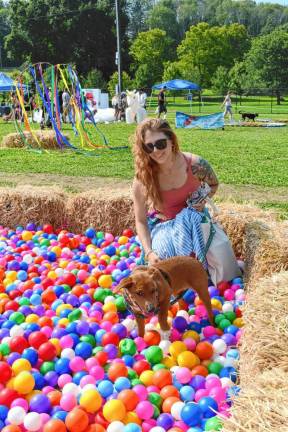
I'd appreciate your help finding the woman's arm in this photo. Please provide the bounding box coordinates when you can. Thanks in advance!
[132,179,160,264]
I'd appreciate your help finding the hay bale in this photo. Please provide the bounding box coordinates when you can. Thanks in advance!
[1,131,69,149]
[66,189,135,235]
[0,186,67,229]
[222,272,288,431]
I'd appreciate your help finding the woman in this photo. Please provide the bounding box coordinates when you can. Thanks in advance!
[132,118,240,284]
[222,91,233,121]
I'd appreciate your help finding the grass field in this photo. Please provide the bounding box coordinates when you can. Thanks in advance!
[0,103,287,218]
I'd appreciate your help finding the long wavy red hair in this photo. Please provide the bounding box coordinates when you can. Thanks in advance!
[132,118,180,207]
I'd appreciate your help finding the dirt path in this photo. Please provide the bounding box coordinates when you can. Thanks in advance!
[0,172,287,204]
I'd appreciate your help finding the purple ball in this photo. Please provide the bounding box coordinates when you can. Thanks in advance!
[29,394,51,413]
[221,333,237,346]
[111,324,127,339]
[7,352,21,365]
[44,371,58,387]
[173,316,188,332]
[103,344,118,359]
[208,286,220,297]
[157,413,174,430]
[76,321,89,335]
[190,375,206,390]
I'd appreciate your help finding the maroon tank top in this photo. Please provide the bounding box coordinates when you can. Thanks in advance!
[157,153,201,220]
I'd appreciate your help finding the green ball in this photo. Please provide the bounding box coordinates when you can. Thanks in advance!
[40,239,50,247]
[224,311,236,322]
[0,343,10,356]
[119,339,137,356]
[131,378,142,386]
[111,255,120,261]
[127,369,138,380]
[9,312,25,324]
[93,288,107,303]
[208,362,223,375]
[63,284,71,293]
[68,309,82,322]
[80,335,96,347]
[152,405,160,419]
[40,361,55,375]
[96,231,104,239]
[18,298,30,306]
[219,318,231,330]
[214,314,225,325]
[205,416,223,431]
[153,364,166,371]
[93,346,103,355]
[188,307,196,315]
[120,250,129,258]
[145,346,163,365]
[115,296,126,311]
[148,392,163,408]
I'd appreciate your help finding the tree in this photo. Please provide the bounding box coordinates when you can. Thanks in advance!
[107,71,133,96]
[4,0,129,79]
[126,0,153,39]
[0,1,13,66]
[176,22,250,87]
[244,29,288,104]
[130,28,174,88]
[211,66,230,95]
[147,0,181,45]
[228,61,248,103]
[82,69,107,91]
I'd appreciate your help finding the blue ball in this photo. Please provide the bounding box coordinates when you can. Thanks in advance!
[17,270,28,281]
[73,371,87,385]
[219,366,237,383]
[181,402,203,427]
[97,380,114,398]
[198,396,218,418]
[32,371,46,390]
[183,289,195,304]
[53,410,68,421]
[0,405,8,420]
[173,316,188,332]
[226,349,240,361]
[180,385,195,402]
[23,348,38,366]
[85,228,96,238]
[114,377,131,392]
[123,424,142,432]
[55,358,71,375]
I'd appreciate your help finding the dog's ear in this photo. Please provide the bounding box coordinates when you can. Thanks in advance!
[133,265,148,272]
[114,276,135,294]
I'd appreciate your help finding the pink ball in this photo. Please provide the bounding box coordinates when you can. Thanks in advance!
[80,375,96,387]
[202,326,217,338]
[58,374,72,388]
[224,289,235,301]
[231,284,240,291]
[90,366,105,381]
[70,356,86,372]
[105,233,114,243]
[89,311,102,320]
[209,387,227,405]
[194,389,210,402]
[60,394,77,411]
[78,270,88,282]
[195,304,207,318]
[175,420,189,431]
[205,377,222,391]
[40,413,50,425]
[183,338,196,351]
[42,386,54,394]
[11,398,29,411]
[41,326,52,337]
[86,358,99,369]
[142,419,157,432]
[60,335,74,349]
[133,384,148,401]
[136,401,154,420]
[189,315,200,323]
[170,328,181,341]
[175,367,192,384]
[100,321,112,332]
[146,386,160,394]
[134,337,147,352]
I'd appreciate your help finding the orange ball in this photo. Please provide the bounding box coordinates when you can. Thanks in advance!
[47,390,62,406]
[162,396,180,413]
[195,341,213,360]
[168,428,183,432]
[152,369,172,389]
[160,385,180,400]
[108,362,128,382]
[144,330,161,346]
[191,365,209,377]
[43,419,67,432]
[2,427,22,432]
[103,312,119,324]
[65,408,89,432]
[118,389,139,411]
[85,426,106,432]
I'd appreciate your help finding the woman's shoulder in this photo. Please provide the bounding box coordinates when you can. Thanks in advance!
[182,152,201,165]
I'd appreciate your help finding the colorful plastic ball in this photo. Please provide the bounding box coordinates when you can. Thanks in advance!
[118,389,139,411]
[204,416,223,431]
[180,386,195,402]
[7,406,26,425]
[108,362,128,382]
[29,394,51,413]
[79,389,102,413]
[0,362,12,382]
[177,351,199,369]
[195,342,213,360]
[157,413,174,430]
[43,419,67,432]
[175,367,191,384]
[136,401,154,420]
[23,412,42,431]
[145,346,163,365]
[144,330,161,346]
[152,369,172,388]
[198,396,218,418]
[103,400,127,422]
[13,371,35,394]
[180,402,203,427]
[2,426,22,432]
[65,408,89,432]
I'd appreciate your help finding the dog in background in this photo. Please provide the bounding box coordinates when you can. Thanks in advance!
[116,256,214,337]
[239,111,259,121]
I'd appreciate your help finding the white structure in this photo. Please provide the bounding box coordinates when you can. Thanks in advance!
[125,90,147,124]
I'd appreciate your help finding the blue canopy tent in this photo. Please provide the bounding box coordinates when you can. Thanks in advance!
[151,79,201,113]
[0,72,28,92]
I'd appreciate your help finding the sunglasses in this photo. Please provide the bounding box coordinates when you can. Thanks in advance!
[142,138,168,154]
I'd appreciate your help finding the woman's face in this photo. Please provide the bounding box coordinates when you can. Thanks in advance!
[143,129,173,165]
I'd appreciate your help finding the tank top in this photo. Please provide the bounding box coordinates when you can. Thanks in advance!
[157,153,201,220]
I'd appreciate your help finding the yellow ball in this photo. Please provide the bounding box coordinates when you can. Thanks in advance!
[162,356,177,368]
[56,304,73,316]
[0,293,8,299]
[7,271,17,281]
[123,411,141,425]
[6,377,15,389]
[100,254,110,263]
[47,271,57,280]
[14,371,35,394]
[211,299,223,310]
[182,330,200,343]
[103,302,117,313]
[50,338,61,356]
[59,260,68,269]
[169,341,187,359]
[58,318,69,327]
[118,236,129,245]
[86,276,97,285]
[177,351,200,369]
[25,314,39,324]
[79,389,102,413]
[139,370,154,386]
[103,400,126,422]
[22,231,33,241]
[98,275,113,288]
[233,317,244,327]
[51,246,62,257]
[12,359,32,375]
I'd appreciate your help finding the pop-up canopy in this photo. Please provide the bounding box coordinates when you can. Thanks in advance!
[0,72,28,92]
[152,79,201,91]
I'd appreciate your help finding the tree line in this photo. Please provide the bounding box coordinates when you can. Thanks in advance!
[0,0,288,98]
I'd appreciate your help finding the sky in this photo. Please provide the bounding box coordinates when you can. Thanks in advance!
[255,0,287,4]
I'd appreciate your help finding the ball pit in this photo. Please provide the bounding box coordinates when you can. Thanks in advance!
[0,223,244,431]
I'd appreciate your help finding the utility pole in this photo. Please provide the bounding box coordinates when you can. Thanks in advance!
[0,44,2,69]
[115,0,122,95]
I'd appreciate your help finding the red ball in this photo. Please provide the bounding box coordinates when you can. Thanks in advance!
[95,351,108,366]
[0,388,19,407]
[28,331,49,349]
[0,362,12,383]
[62,273,77,287]
[9,336,28,354]
[122,229,134,238]
[217,281,231,295]
[101,332,119,346]
[195,341,213,360]
[38,342,57,361]
[43,224,54,234]
[4,301,19,311]
[133,360,151,375]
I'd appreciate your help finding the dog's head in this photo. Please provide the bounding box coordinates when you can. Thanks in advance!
[115,266,165,316]
[255,113,259,117]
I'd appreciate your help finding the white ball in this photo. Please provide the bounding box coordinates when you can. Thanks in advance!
[61,348,75,360]
[32,247,41,255]
[81,384,97,393]
[24,412,42,431]
[224,358,237,368]
[145,323,156,331]
[213,355,226,366]
[10,325,25,338]
[55,268,64,277]
[7,406,26,425]
[23,254,33,264]
[122,319,135,332]
[206,373,219,380]
[235,289,244,299]
[107,421,125,432]
[176,310,189,320]
[2,336,11,345]
[159,340,171,355]
[62,382,79,396]
[150,428,166,432]
[170,400,185,420]
[222,302,234,313]
[220,377,234,387]
[104,296,116,304]
[212,339,227,354]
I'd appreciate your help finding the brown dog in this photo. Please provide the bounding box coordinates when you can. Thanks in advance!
[116,256,214,337]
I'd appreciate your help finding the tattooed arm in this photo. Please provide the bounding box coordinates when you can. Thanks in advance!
[191,155,219,197]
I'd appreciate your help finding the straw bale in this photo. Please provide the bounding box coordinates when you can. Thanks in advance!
[0,185,67,229]
[1,131,69,149]
[66,189,135,235]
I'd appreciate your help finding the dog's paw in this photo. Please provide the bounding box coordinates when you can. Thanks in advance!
[160,329,171,341]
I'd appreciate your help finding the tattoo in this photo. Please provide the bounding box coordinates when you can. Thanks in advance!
[191,157,219,186]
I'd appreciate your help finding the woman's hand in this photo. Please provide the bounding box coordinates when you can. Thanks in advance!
[191,199,206,212]
[147,252,160,265]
